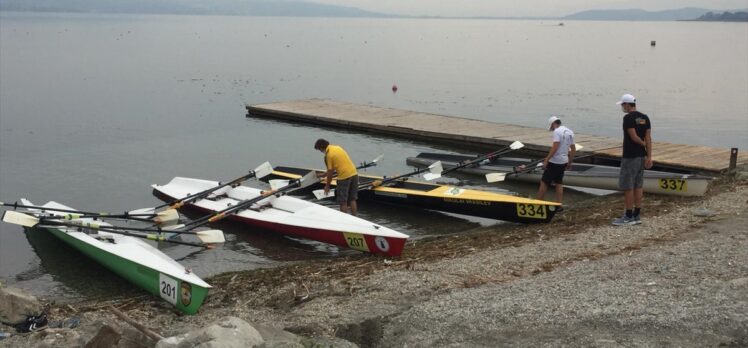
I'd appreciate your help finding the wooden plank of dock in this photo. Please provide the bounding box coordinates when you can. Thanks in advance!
[246,99,746,173]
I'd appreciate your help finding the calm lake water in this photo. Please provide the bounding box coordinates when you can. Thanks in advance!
[1,12,746,300]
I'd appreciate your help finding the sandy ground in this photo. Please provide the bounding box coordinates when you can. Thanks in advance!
[3,176,747,347]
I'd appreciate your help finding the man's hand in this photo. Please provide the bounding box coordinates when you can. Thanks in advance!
[324,184,331,195]
[645,158,653,169]
[566,162,572,170]
[543,159,549,169]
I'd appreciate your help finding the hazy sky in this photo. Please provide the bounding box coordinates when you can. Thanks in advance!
[314,0,748,17]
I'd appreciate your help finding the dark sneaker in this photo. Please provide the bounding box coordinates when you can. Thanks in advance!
[633,215,642,225]
[612,216,636,226]
[15,313,48,333]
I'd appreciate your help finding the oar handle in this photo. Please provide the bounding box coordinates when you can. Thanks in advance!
[39,218,168,234]
[359,167,425,190]
[442,147,516,176]
[37,220,208,248]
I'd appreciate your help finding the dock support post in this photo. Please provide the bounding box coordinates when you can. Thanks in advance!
[729,148,738,172]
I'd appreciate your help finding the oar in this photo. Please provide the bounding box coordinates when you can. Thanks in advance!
[2,210,225,245]
[312,161,443,200]
[0,201,178,225]
[357,154,384,170]
[444,141,525,175]
[180,171,319,231]
[485,144,585,183]
[131,162,275,217]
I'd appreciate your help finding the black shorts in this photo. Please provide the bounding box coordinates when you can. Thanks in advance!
[541,162,566,185]
[335,175,359,205]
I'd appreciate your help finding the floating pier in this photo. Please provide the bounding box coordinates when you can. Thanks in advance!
[246,99,745,174]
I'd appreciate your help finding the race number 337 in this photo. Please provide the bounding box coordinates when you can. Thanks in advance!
[516,203,546,219]
[159,273,178,305]
[659,178,687,192]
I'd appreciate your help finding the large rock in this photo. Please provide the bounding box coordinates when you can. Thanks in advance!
[156,316,264,348]
[0,286,43,325]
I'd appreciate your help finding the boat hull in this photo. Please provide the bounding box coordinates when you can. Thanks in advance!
[406,154,712,197]
[42,226,209,314]
[152,179,408,257]
[265,167,560,224]
[16,198,211,315]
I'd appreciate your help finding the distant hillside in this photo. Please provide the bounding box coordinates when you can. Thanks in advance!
[688,11,748,22]
[564,7,713,21]
[0,0,393,17]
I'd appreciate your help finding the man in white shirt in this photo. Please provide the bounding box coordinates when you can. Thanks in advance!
[536,116,576,209]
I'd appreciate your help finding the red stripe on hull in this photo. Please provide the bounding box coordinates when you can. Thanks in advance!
[157,191,405,256]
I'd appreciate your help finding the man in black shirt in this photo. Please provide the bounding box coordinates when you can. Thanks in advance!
[613,94,653,226]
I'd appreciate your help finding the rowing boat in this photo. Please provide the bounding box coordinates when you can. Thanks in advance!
[152,177,409,256]
[264,167,560,223]
[406,153,713,197]
[16,199,211,315]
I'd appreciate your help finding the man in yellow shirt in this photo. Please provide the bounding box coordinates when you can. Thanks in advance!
[314,139,359,215]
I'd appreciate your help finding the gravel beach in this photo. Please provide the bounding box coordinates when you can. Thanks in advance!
[2,177,746,347]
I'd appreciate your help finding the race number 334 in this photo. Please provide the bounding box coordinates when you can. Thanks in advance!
[516,203,546,219]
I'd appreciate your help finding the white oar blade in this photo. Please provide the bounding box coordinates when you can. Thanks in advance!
[269,179,290,191]
[509,141,524,150]
[195,229,226,244]
[372,154,384,163]
[154,209,180,225]
[428,161,444,174]
[253,161,274,179]
[297,171,320,189]
[2,211,40,227]
[485,173,507,183]
[574,144,584,151]
[422,172,441,181]
[313,189,335,200]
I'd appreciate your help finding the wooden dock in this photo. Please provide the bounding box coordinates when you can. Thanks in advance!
[246,99,745,174]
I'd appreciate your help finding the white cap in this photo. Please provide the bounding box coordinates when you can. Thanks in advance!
[548,116,560,130]
[616,94,636,105]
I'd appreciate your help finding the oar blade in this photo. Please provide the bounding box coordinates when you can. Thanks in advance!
[428,161,443,174]
[195,229,226,244]
[574,144,584,151]
[269,179,290,191]
[422,172,441,181]
[297,171,320,189]
[371,154,384,164]
[154,209,180,225]
[485,172,507,183]
[253,161,274,179]
[2,211,40,227]
[312,189,335,200]
[509,141,525,150]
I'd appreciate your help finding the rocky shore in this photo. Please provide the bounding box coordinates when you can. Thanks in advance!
[2,174,747,347]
